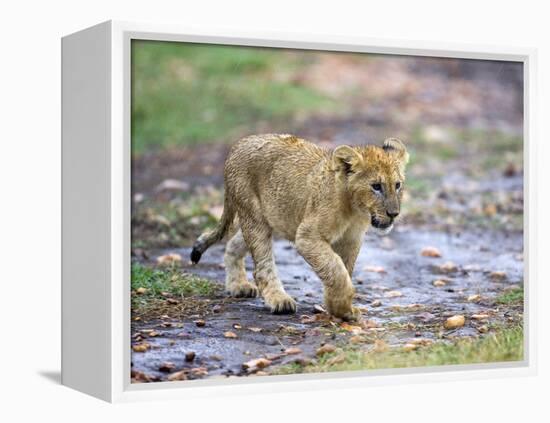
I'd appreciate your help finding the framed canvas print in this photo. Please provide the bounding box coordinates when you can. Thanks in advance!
[61,21,537,402]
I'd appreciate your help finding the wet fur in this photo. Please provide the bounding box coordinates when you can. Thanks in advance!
[192,134,409,320]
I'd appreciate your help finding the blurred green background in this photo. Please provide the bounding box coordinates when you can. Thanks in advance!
[131,40,334,154]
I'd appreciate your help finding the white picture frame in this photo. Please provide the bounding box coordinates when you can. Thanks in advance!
[61,20,537,403]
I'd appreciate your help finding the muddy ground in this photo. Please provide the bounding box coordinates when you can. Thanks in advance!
[130,56,524,383]
[132,227,522,381]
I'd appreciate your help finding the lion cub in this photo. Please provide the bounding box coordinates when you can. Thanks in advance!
[191,134,409,321]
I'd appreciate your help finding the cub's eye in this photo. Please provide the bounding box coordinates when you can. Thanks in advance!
[396,182,402,190]
[371,183,382,192]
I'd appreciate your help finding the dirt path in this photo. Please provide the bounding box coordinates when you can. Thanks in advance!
[131,224,523,381]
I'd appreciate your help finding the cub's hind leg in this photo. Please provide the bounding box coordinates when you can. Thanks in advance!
[239,215,296,314]
[224,230,258,298]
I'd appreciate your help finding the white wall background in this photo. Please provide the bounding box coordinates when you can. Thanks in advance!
[1,1,548,421]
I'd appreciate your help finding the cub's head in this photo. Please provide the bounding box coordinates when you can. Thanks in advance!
[332,138,409,234]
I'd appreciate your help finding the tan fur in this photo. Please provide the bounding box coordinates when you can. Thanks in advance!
[192,134,409,320]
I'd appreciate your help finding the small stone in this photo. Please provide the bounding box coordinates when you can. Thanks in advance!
[224,331,238,339]
[158,362,175,372]
[439,262,458,273]
[444,315,466,329]
[371,299,382,307]
[136,287,147,295]
[194,319,206,327]
[132,343,150,353]
[421,247,442,257]
[489,271,507,280]
[384,290,403,298]
[433,279,447,287]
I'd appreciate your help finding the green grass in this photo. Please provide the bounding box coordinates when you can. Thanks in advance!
[496,287,524,305]
[274,327,523,375]
[131,40,333,154]
[131,262,218,298]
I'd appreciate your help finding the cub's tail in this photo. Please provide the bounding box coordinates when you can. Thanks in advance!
[190,197,235,264]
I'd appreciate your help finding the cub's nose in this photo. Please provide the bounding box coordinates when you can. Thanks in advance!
[386,210,399,219]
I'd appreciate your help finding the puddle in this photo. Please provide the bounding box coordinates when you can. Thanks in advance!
[131,226,523,381]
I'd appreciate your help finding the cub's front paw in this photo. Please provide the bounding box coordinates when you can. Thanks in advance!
[264,290,297,314]
[226,281,259,298]
[340,306,363,322]
[326,298,362,322]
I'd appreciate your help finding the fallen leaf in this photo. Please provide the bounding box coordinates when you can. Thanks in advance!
[248,327,263,333]
[233,323,242,330]
[371,299,382,307]
[341,322,364,334]
[326,354,346,365]
[243,358,272,372]
[191,367,208,377]
[409,338,433,346]
[156,253,182,266]
[471,314,489,320]
[284,347,302,355]
[224,331,238,339]
[362,320,380,329]
[155,179,190,193]
[349,335,365,344]
[185,351,196,362]
[477,325,489,333]
[167,370,187,381]
[364,265,386,273]
[132,342,150,353]
[136,287,148,295]
[444,315,466,329]
[403,343,417,352]
[313,304,326,314]
[316,344,337,356]
[384,290,403,298]
[194,319,206,327]
[421,247,442,258]
[467,294,481,302]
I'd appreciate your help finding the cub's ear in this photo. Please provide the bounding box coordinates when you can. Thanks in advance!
[332,145,362,175]
[382,138,409,167]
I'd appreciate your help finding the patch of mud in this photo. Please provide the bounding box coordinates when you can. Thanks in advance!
[131,226,523,382]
